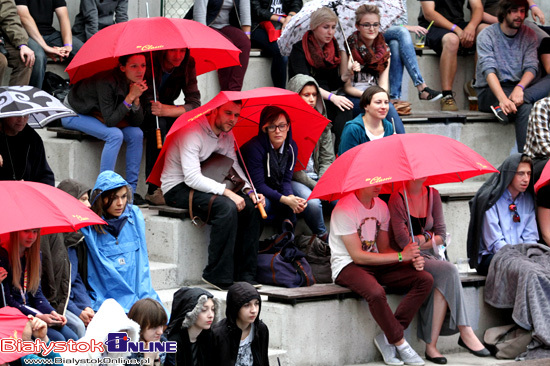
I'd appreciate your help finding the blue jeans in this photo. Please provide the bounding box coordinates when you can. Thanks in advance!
[28,31,83,89]
[383,26,425,100]
[347,96,406,134]
[65,309,86,338]
[62,114,143,191]
[47,323,78,341]
[251,28,288,88]
[291,181,327,236]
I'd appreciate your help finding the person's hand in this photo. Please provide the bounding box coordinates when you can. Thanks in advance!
[282,15,292,31]
[509,87,525,107]
[248,191,266,208]
[402,241,421,261]
[150,101,168,117]
[281,195,307,213]
[28,315,48,341]
[499,97,517,115]
[79,307,95,326]
[0,153,3,167]
[51,311,67,326]
[411,255,425,271]
[531,5,545,24]
[19,45,34,68]
[44,46,65,62]
[405,25,428,36]
[224,189,246,211]
[60,45,72,56]
[128,80,148,101]
[0,267,7,283]
[348,59,361,73]
[331,94,354,111]
[460,24,476,48]
[36,313,61,326]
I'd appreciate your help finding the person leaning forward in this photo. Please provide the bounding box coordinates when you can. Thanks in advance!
[160,100,265,291]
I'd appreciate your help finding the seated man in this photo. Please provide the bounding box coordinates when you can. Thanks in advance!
[142,48,201,205]
[15,0,83,89]
[160,100,265,290]
[475,0,550,152]
[524,96,550,179]
[0,115,54,185]
[467,154,539,275]
[419,0,483,111]
[330,185,433,366]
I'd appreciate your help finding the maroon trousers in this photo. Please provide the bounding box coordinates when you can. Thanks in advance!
[215,26,251,91]
[336,262,433,344]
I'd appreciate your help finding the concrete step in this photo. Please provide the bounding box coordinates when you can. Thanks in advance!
[149,260,178,291]
[347,352,516,366]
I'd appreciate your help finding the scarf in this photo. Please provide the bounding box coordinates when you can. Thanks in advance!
[348,31,389,76]
[302,30,341,70]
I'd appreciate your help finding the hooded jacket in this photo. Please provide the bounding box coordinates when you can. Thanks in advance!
[81,171,161,312]
[212,282,269,366]
[72,0,128,42]
[287,74,335,190]
[338,113,394,156]
[165,287,220,366]
[240,114,298,203]
[467,154,530,269]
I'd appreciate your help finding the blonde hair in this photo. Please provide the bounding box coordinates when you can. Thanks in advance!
[310,7,339,31]
[355,5,380,25]
[8,230,41,295]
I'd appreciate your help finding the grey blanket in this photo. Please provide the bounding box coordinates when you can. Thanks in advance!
[485,243,550,346]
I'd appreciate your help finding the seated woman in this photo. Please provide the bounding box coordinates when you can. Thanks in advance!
[288,7,354,151]
[165,287,219,366]
[330,186,432,365]
[82,170,162,313]
[240,106,306,229]
[388,178,489,363]
[250,0,301,88]
[288,74,335,240]
[339,86,393,156]
[62,53,147,203]
[382,3,442,103]
[341,5,404,134]
[188,0,251,91]
[0,229,78,342]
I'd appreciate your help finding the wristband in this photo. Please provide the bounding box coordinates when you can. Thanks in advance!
[398,252,403,262]
[277,16,282,22]
[247,190,254,197]
[17,44,27,49]
[530,4,538,9]
[244,31,251,35]
[63,43,72,47]
[451,24,457,32]
[328,93,333,101]
[516,83,525,91]
[123,100,132,109]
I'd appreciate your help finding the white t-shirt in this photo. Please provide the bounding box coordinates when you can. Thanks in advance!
[235,323,255,366]
[329,194,390,281]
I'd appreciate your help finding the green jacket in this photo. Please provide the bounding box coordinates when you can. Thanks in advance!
[0,0,28,48]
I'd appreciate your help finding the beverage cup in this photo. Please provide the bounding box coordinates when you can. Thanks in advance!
[415,33,426,48]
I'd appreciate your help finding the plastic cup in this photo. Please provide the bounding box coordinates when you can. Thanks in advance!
[415,34,426,48]
[456,258,469,276]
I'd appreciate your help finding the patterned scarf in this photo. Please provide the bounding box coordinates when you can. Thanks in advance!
[348,31,389,76]
[302,30,341,70]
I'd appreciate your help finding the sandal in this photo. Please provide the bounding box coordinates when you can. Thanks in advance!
[419,87,443,102]
[392,100,412,116]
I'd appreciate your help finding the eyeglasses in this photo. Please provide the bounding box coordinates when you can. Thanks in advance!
[509,203,521,223]
[266,123,289,132]
[358,22,380,29]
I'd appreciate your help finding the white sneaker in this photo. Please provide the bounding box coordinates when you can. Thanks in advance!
[396,343,425,366]
[374,333,404,366]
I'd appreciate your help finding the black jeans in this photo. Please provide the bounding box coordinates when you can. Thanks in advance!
[164,182,261,284]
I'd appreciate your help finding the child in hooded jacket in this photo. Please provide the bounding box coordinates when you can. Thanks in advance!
[212,282,269,366]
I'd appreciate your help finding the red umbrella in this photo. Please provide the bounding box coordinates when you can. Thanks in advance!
[535,161,550,193]
[147,87,331,187]
[0,307,32,363]
[66,17,241,84]
[0,181,106,235]
[310,133,498,201]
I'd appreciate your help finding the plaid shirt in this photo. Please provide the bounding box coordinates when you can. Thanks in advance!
[524,97,550,158]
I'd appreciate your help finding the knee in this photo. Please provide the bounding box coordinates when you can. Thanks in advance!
[105,127,124,144]
[418,271,434,289]
[0,55,7,69]
[365,286,388,304]
[127,127,144,141]
[395,26,410,40]
[442,34,460,52]
[213,196,239,222]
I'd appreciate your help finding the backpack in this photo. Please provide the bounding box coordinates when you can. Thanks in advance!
[294,234,332,283]
[43,71,71,102]
[483,324,532,359]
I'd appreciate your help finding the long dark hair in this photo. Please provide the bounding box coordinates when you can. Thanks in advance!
[90,185,130,233]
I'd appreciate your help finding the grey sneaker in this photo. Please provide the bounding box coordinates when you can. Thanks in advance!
[374,333,404,366]
[396,343,425,366]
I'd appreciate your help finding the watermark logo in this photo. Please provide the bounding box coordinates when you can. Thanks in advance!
[105,332,129,353]
[104,333,177,353]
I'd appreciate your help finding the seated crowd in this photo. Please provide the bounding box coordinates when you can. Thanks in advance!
[3,0,550,365]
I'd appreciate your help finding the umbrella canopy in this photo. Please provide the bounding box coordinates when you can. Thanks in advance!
[310,133,498,201]
[277,0,404,56]
[0,307,31,363]
[66,17,241,84]
[535,161,550,193]
[0,86,76,128]
[0,181,106,235]
[147,87,330,187]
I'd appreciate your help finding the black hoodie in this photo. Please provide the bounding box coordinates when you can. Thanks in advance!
[212,282,269,366]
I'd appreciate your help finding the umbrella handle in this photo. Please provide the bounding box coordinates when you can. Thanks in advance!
[156,128,162,149]
[258,201,268,219]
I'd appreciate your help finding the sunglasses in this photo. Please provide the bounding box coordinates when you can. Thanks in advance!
[509,203,520,223]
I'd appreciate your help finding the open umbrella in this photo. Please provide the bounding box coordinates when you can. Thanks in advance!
[0,86,76,128]
[0,181,106,236]
[147,87,331,187]
[310,133,498,201]
[0,307,32,363]
[277,0,404,56]
[535,161,550,193]
[66,17,242,84]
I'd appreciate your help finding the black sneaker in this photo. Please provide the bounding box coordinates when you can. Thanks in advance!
[133,193,148,207]
[201,277,233,291]
[418,87,443,102]
[490,105,509,124]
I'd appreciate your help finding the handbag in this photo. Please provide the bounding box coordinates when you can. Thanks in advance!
[483,324,532,359]
[189,153,245,227]
[260,18,284,42]
[295,234,332,283]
